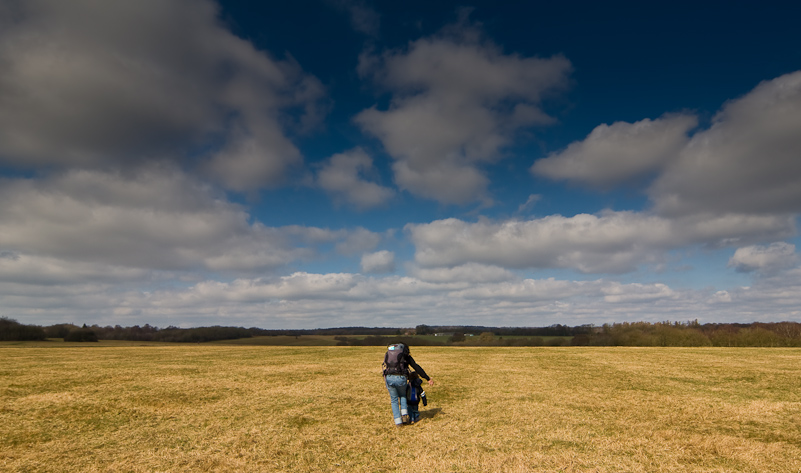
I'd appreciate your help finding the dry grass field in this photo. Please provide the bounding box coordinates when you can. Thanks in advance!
[2,345,800,472]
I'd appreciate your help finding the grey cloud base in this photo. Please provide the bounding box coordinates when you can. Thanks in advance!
[0,0,324,191]
[651,72,801,216]
[0,167,381,274]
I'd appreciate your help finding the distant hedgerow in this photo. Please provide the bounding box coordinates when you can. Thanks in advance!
[64,328,99,342]
[0,317,46,341]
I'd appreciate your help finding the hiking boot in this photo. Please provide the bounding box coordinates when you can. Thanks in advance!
[401,415,410,424]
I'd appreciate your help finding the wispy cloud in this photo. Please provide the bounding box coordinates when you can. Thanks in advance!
[316,148,395,209]
[361,250,395,274]
[328,0,380,36]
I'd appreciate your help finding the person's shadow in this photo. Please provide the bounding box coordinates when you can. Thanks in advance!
[419,408,442,420]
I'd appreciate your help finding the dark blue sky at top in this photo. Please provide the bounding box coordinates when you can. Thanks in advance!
[218,0,800,135]
[217,0,801,229]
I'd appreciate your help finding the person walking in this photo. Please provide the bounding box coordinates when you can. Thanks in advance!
[406,371,427,424]
[382,343,433,427]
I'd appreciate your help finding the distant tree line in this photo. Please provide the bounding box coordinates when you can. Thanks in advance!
[0,321,256,343]
[570,321,801,347]
[411,322,801,347]
[414,324,592,337]
[333,334,564,347]
[334,335,445,347]
[0,321,405,343]
[56,324,255,343]
[253,327,404,337]
[0,317,46,341]
[3,317,801,346]
[89,324,254,343]
[64,327,99,342]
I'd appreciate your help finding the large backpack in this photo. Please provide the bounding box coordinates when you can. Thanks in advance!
[383,343,409,376]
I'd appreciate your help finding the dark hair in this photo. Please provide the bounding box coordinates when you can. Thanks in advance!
[408,371,420,381]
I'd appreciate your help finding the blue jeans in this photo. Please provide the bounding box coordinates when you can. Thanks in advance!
[408,402,420,423]
[385,375,408,425]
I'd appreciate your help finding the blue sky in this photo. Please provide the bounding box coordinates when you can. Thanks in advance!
[1,0,800,328]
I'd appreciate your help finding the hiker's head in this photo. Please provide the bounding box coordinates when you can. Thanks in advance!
[408,371,420,381]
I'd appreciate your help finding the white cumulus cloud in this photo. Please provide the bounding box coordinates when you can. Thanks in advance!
[316,148,395,209]
[356,16,571,204]
[601,282,676,304]
[651,71,801,216]
[408,263,515,284]
[532,114,697,187]
[728,242,798,274]
[4,264,801,328]
[407,212,795,274]
[361,250,395,274]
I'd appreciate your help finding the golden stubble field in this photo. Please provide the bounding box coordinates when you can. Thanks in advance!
[1,345,800,472]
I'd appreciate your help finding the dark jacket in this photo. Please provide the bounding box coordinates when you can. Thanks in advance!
[406,354,430,381]
[406,377,427,406]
